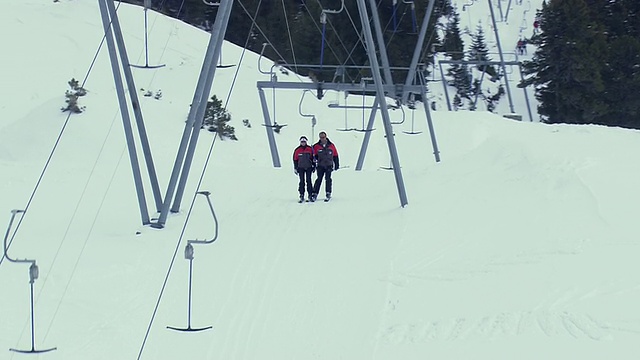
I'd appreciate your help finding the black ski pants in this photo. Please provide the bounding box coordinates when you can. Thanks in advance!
[298,168,313,196]
[313,166,332,195]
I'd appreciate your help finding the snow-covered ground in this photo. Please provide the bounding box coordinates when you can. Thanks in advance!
[1,1,639,359]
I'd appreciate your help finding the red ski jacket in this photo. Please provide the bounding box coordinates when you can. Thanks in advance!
[313,140,339,169]
[293,145,314,170]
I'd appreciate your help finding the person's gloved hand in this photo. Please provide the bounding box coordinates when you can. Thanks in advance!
[294,168,298,175]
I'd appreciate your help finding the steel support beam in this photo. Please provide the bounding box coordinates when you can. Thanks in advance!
[488,0,515,113]
[439,59,532,120]
[355,97,379,170]
[98,0,150,225]
[104,0,163,212]
[418,71,441,162]
[155,0,233,227]
[258,87,281,167]
[171,0,234,213]
[402,0,436,104]
[367,0,394,85]
[257,81,425,94]
[356,0,408,207]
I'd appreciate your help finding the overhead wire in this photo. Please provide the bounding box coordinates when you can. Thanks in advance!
[280,0,299,73]
[236,0,309,82]
[37,0,186,345]
[338,0,400,73]
[140,0,188,88]
[234,0,290,73]
[136,1,262,358]
[300,2,354,76]
[311,0,359,68]
[3,0,175,350]
[42,146,129,344]
[0,0,127,269]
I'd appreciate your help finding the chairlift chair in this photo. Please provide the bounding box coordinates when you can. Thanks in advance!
[4,209,57,354]
[389,101,406,125]
[388,0,418,34]
[165,242,213,332]
[319,0,345,69]
[298,90,318,135]
[380,133,397,170]
[216,48,236,69]
[354,89,376,132]
[402,0,419,35]
[331,91,376,132]
[131,0,166,69]
[261,123,288,132]
[167,191,217,333]
[402,94,422,135]
[334,91,358,132]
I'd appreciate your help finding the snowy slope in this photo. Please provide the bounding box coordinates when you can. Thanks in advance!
[1,1,639,360]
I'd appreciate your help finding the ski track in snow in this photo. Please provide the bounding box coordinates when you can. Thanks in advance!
[377,310,617,344]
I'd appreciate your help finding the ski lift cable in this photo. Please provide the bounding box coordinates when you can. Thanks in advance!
[298,90,318,134]
[41,146,128,341]
[338,0,400,72]
[162,21,251,334]
[3,211,57,354]
[402,0,418,34]
[0,1,132,269]
[137,2,255,354]
[281,0,299,73]
[383,4,409,49]
[130,0,167,69]
[312,0,362,78]
[391,0,417,34]
[2,0,142,349]
[335,0,385,71]
[236,0,302,82]
[199,0,235,68]
[29,0,188,313]
[128,0,188,90]
[338,8,366,71]
[318,0,345,66]
[301,1,356,74]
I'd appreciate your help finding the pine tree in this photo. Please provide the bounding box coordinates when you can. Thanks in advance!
[452,63,473,103]
[452,94,463,111]
[443,11,464,61]
[589,0,640,128]
[61,78,87,114]
[523,0,608,124]
[202,95,237,141]
[468,23,497,79]
[441,10,472,107]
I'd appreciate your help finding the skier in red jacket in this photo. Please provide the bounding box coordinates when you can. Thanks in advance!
[293,135,315,202]
[311,131,339,202]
